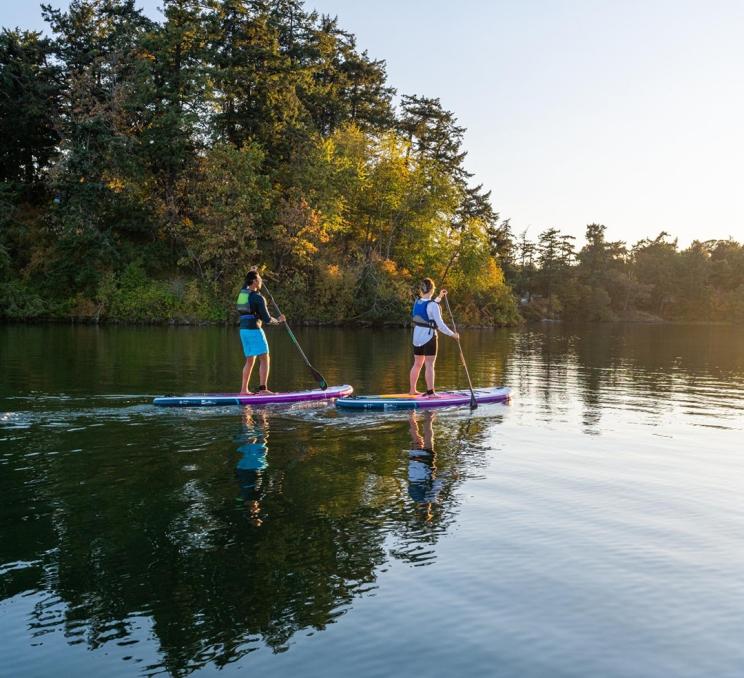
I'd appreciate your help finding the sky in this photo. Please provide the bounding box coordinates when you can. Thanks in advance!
[4,0,744,248]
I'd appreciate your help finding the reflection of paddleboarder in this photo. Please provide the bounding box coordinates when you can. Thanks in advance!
[407,411,444,517]
[236,409,269,525]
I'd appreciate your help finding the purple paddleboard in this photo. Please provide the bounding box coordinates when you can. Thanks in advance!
[153,385,353,407]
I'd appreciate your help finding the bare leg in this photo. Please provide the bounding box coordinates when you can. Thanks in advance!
[424,356,436,393]
[409,355,425,395]
[241,356,256,394]
[408,411,423,447]
[257,353,272,393]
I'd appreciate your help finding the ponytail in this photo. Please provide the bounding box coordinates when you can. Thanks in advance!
[419,277,435,295]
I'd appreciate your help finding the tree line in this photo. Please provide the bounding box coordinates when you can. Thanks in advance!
[0,0,517,325]
[506,225,744,323]
[0,1,741,325]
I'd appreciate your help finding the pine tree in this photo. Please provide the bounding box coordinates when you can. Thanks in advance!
[206,0,305,158]
[41,0,160,291]
[398,94,468,182]
[0,29,61,189]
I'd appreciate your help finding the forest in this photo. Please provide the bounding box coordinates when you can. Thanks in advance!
[1,0,742,324]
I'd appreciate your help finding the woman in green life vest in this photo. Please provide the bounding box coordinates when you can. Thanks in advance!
[236,271,285,394]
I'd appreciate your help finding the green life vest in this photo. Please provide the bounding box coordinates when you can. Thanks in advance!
[236,288,255,317]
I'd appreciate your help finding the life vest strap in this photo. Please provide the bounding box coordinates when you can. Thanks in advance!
[412,318,437,329]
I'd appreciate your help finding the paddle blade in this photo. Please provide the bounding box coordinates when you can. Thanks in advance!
[310,366,328,390]
[469,393,478,410]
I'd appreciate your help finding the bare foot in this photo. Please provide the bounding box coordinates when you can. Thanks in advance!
[408,390,422,396]
[256,389,274,395]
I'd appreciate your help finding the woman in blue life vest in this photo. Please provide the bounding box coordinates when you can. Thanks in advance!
[409,277,459,396]
[237,270,285,394]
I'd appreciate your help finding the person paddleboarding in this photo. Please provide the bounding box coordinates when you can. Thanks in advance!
[236,270,285,394]
[409,277,459,396]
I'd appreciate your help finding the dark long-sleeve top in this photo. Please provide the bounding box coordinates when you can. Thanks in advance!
[240,291,272,329]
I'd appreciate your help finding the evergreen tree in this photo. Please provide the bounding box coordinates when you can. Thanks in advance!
[41,0,159,291]
[515,229,537,301]
[299,15,394,136]
[0,29,61,189]
[144,0,208,208]
[632,232,678,316]
[398,94,468,182]
[207,0,305,157]
[537,228,563,313]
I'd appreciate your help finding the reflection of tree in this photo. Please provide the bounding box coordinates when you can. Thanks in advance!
[506,323,744,434]
[2,406,495,675]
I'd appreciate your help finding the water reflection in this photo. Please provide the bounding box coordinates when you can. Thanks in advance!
[235,410,269,526]
[499,324,744,431]
[407,411,447,521]
[0,400,498,675]
[1,324,743,677]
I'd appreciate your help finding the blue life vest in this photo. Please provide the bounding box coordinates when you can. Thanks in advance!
[411,299,437,329]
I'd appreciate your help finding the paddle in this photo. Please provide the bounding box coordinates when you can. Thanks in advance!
[443,295,477,410]
[261,281,328,390]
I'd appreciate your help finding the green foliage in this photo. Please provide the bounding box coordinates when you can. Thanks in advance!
[0,28,61,188]
[175,142,269,290]
[351,258,413,324]
[38,1,732,328]
[96,261,178,321]
[513,224,744,324]
[310,263,357,323]
[89,262,229,323]
[2,1,741,327]
[0,280,46,319]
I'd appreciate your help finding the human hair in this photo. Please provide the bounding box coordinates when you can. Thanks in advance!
[244,270,259,288]
[419,277,435,294]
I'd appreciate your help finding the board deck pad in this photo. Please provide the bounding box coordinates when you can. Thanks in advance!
[153,385,353,407]
[335,386,510,410]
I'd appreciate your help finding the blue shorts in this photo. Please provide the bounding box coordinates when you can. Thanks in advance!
[240,329,269,357]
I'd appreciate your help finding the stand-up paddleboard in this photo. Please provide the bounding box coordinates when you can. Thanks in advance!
[336,386,510,410]
[153,385,353,407]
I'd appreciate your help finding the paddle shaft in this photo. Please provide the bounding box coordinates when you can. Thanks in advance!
[444,295,477,409]
[261,282,328,390]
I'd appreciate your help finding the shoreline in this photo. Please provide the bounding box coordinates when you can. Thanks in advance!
[1,317,739,328]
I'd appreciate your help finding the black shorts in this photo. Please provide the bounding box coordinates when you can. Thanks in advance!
[413,334,438,356]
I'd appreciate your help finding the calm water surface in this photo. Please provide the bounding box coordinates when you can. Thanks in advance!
[1,324,743,677]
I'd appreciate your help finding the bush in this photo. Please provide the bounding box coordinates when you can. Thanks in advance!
[351,258,412,324]
[96,262,179,322]
[0,280,46,318]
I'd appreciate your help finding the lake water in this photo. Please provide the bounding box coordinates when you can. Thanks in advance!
[1,323,743,677]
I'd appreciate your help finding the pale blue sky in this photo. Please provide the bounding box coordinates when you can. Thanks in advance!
[5,0,744,247]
